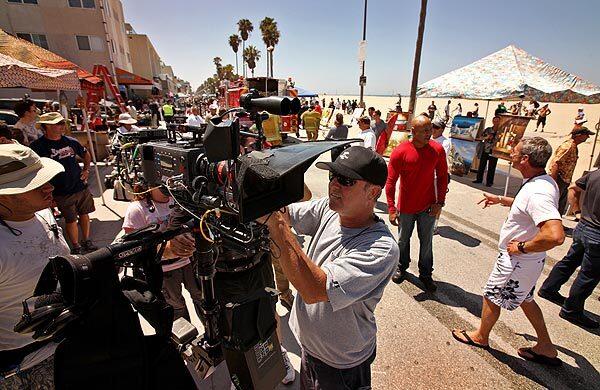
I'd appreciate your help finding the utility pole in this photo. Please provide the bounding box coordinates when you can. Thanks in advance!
[359,0,368,107]
[408,0,428,122]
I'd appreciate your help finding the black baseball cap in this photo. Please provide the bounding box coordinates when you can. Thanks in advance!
[316,146,388,187]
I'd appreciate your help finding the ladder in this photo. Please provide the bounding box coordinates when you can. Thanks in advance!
[92,64,126,113]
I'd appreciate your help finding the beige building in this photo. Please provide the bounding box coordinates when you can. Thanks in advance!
[125,23,160,81]
[0,0,132,74]
[159,63,177,95]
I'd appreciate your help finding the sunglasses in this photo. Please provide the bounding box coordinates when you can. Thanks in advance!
[329,172,357,187]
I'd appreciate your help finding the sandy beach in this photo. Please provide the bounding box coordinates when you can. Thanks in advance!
[323,95,600,184]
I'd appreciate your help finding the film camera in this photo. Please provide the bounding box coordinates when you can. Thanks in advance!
[15,90,353,389]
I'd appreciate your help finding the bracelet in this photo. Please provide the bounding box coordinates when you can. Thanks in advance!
[517,241,527,254]
[497,195,502,203]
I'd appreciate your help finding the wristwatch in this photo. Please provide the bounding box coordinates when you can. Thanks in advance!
[517,241,527,254]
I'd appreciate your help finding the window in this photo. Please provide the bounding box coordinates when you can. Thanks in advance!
[16,33,48,49]
[8,0,38,3]
[76,35,104,51]
[76,35,91,50]
[68,0,95,8]
[89,36,104,51]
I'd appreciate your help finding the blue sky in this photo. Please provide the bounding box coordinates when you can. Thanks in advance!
[122,0,600,95]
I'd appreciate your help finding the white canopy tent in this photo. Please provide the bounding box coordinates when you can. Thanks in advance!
[417,45,600,103]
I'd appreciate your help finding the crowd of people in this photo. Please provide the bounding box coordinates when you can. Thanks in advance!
[0,92,599,389]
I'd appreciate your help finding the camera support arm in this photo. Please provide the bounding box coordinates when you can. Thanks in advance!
[191,219,223,365]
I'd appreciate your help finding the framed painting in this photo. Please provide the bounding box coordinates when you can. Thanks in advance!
[492,114,531,161]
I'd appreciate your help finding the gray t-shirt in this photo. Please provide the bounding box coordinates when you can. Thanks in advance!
[288,197,399,369]
[371,120,387,138]
[325,125,348,140]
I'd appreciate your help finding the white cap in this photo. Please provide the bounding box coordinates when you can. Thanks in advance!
[118,113,137,125]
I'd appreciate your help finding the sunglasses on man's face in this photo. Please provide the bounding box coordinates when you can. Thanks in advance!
[329,172,357,187]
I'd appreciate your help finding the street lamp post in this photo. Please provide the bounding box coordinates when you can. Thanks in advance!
[359,0,368,107]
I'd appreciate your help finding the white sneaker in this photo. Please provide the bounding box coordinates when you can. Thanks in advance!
[281,347,296,384]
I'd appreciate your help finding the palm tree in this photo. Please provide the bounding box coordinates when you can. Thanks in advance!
[259,17,280,77]
[243,46,261,77]
[237,19,253,77]
[220,64,236,81]
[213,56,223,79]
[228,34,242,75]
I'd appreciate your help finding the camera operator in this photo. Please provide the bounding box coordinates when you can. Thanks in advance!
[0,144,69,388]
[122,182,202,322]
[261,146,399,389]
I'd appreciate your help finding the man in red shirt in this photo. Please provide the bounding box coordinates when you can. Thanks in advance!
[385,114,448,291]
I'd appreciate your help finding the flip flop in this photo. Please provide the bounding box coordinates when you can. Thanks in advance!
[517,347,562,367]
[451,329,490,350]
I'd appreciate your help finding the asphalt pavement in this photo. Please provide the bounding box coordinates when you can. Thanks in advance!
[82,135,599,390]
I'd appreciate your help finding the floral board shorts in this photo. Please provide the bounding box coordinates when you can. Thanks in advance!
[0,356,54,390]
[483,251,545,311]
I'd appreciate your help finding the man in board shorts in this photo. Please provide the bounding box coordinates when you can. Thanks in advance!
[452,137,565,367]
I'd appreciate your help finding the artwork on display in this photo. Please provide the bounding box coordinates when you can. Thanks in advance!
[448,138,478,175]
[388,112,409,132]
[383,131,410,157]
[449,115,485,141]
[492,114,531,161]
[349,107,365,124]
[320,108,334,127]
[381,112,411,157]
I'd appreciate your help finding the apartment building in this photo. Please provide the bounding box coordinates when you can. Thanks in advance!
[0,0,132,73]
[125,23,160,80]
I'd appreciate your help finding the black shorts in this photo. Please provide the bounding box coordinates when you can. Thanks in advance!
[537,116,547,126]
[300,348,376,390]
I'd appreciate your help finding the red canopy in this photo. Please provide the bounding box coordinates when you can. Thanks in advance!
[116,67,152,85]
